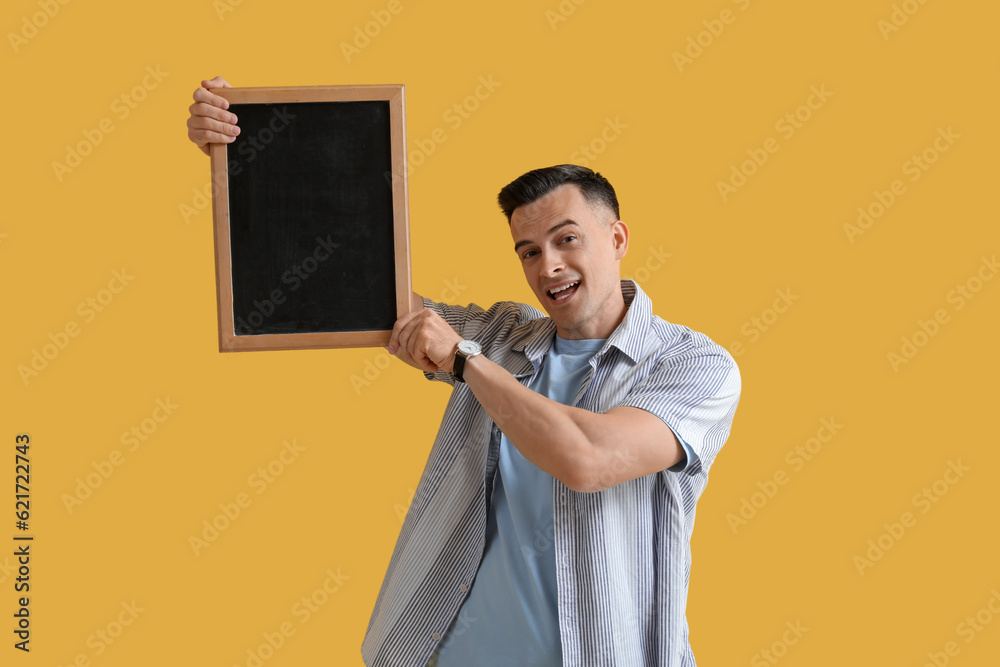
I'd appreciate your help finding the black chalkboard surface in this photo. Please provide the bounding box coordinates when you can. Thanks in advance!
[209,85,411,352]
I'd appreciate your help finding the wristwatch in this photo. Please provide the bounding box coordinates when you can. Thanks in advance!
[452,340,482,383]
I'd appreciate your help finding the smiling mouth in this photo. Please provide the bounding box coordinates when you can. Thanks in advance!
[547,280,581,301]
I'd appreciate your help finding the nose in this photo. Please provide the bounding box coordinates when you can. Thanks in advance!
[539,249,565,278]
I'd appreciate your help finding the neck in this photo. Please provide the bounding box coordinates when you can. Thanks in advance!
[555,281,627,340]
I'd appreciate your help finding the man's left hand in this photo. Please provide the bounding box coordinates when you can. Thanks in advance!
[387,309,463,374]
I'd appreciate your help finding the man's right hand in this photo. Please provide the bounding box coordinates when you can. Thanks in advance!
[187,76,240,156]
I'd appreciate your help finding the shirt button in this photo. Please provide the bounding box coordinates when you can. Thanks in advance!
[563,555,571,566]
[460,584,468,593]
[432,632,441,641]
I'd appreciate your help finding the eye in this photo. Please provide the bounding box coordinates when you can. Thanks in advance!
[521,249,538,260]
[560,235,577,244]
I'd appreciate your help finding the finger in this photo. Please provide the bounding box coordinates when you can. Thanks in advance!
[202,76,232,89]
[187,106,240,141]
[387,311,421,355]
[403,319,440,374]
[396,332,437,373]
[401,323,428,371]
[390,315,438,374]
[186,123,239,149]
[189,100,238,126]
[187,107,240,150]
[192,84,232,111]
[392,321,413,364]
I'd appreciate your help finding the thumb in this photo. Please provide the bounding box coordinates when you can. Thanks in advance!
[202,76,232,89]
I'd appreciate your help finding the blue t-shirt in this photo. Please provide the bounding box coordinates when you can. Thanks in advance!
[432,333,698,666]
[434,334,606,667]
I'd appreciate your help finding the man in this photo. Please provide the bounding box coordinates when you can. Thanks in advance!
[188,77,741,666]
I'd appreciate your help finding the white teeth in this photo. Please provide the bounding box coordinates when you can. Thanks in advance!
[549,281,580,298]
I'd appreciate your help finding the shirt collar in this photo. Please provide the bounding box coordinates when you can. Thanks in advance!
[513,279,652,368]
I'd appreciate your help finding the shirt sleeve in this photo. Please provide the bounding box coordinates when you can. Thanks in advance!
[420,297,472,385]
[617,334,741,475]
[668,433,699,473]
[419,296,546,385]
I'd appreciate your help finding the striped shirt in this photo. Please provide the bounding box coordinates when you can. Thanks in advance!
[362,279,741,666]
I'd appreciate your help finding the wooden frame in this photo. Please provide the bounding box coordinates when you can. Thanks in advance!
[209,84,411,352]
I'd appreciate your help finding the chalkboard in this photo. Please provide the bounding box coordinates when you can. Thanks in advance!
[209,85,411,352]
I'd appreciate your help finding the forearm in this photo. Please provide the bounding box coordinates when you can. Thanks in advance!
[460,354,594,490]
[386,306,683,490]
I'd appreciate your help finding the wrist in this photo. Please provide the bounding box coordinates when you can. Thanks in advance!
[460,350,486,381]
[452,340,483,382]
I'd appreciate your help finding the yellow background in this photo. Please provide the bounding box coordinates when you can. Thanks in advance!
[3,0,998,665]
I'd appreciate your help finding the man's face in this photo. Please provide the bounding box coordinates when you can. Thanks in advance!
[510,184,629,340]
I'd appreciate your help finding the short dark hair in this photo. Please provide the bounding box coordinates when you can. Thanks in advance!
[497,164,620,223]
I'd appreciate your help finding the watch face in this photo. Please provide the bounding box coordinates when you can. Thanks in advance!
[458,340,481,355]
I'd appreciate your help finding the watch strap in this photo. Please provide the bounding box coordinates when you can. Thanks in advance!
[453,341,481,383]
[453,351,469,383]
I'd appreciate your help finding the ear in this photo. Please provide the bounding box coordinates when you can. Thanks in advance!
[611,219,629,260]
